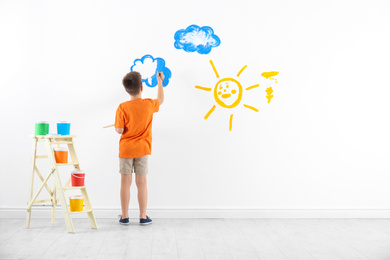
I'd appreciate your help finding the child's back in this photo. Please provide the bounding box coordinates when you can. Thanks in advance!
[116,98,159,158]
[114,71,164,225]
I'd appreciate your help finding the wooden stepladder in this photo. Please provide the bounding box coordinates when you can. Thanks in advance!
[26,135,98,233]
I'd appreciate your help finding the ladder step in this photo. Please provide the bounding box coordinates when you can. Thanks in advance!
[33,199,53,204]
[64,186,85,190]
[33,135,75,140]
[36,155,48,158]
[70,209,93,214]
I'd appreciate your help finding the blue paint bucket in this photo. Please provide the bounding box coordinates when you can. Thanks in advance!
[57,121,71,135]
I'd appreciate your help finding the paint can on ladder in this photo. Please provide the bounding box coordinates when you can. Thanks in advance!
[69,195,84,212]
[35,121,49,135]
[57,121,71,135]
[71,170,85,186]
[54,147,68,163]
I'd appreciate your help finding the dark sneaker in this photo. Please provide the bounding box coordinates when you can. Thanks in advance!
[140,215,152,225]
[118,215,130,225]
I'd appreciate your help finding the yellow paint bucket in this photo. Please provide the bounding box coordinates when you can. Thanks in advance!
[69,195,84,212]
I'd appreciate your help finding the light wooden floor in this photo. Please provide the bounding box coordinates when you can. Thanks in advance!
[1,218,390,260]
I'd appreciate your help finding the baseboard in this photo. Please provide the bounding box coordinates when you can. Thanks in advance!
[1,207,390,218]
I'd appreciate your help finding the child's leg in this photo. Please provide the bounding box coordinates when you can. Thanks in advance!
[120,174,132,218]
[135,173,147,219]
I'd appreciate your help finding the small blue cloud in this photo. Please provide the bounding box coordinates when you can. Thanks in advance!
[130,54,172,88]
[174,25,221,55]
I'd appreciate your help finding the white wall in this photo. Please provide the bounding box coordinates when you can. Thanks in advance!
[1,0,390,217]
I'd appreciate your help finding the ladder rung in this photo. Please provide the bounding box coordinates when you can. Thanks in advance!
[33,199,53,204]
[70,209,93,214]
[33,135,75,138]
[51,142,74,144]
[36,155,48,158]
[63,186,85,190]
[56,162,79,166]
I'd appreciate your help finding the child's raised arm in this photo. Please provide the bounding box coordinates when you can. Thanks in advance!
[157,72,164,106]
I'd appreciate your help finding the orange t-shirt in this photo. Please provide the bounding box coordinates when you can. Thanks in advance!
[115,98,160,158]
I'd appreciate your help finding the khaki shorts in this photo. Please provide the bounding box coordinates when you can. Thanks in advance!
[119,155,148,175]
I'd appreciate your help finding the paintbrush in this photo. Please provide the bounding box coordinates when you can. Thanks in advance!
[158,72,165,86]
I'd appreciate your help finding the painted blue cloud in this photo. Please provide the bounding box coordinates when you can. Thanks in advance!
[174,25,221,55]
[130,54,172,88]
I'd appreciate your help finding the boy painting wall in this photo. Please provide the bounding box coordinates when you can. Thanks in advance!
[115,71,165,225]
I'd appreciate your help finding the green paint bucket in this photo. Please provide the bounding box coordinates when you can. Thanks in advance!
[35,121,49,135]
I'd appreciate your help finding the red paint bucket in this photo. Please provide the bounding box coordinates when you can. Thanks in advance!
[71,170,85,186]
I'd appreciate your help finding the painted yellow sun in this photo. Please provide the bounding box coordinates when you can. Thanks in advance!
[195,60,259,131]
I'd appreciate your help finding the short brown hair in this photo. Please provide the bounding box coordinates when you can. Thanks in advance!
[122,71,142,96]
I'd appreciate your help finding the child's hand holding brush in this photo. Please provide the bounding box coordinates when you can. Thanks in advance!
[157,72,165,106]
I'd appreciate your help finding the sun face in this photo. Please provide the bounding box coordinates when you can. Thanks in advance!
[195,60,259,131]
[214,78,242,108]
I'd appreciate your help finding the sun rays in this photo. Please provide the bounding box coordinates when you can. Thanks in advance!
[195,86,212,91]
[209,60,220,78]
[204,105,216,120]
[246,84,259,90]
[195,60,259,131]
[237,65,247,77]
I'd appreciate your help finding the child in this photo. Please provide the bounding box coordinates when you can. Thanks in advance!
[115,71,164,225]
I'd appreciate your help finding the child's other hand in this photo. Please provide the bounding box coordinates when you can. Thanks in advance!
[157,72,165,82]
